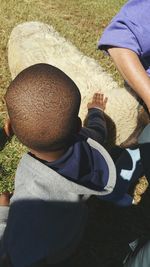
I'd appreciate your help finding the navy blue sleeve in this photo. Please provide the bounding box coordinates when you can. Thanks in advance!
[80,108,107,145]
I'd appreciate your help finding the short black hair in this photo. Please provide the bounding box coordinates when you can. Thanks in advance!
[5,63,81,151]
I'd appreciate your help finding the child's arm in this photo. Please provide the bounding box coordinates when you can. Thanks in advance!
[80,93,108,145]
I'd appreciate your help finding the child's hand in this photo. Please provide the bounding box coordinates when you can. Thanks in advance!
[87,93,108,111]
[0,192,11,206]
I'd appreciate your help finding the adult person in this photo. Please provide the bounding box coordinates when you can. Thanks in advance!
[99,0,150,111]
[98,0,150,146]
[99,2,150,265]
[124,123,150,267]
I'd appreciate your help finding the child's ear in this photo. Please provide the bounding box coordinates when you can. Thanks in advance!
[77,117,82,133]
[4,119,14,137]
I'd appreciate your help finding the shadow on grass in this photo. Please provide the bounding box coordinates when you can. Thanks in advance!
[1,191,150,267]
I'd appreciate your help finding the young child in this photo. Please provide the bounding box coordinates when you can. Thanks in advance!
[0,63,144,267]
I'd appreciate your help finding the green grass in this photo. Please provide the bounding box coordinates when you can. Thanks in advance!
[0,0,126,192]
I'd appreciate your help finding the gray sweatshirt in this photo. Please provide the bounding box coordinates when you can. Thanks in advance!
[0,138,116,267]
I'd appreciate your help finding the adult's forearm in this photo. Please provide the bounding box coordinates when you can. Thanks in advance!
[108,47,150,111]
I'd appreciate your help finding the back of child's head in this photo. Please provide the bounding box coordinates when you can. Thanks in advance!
[5,63,81,152]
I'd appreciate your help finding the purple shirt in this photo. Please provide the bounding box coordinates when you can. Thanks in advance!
[98,0,150,76]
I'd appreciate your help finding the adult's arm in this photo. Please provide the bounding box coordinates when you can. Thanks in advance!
[108,47,150,112]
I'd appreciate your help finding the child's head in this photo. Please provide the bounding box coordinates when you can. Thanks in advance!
[5,63,81,152]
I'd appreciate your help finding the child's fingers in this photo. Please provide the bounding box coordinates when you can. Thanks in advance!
[95,93,104,103]
[88,93,107,110]
[104,97,108,105]
[99,93,104,100]
[93,93,99,101]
